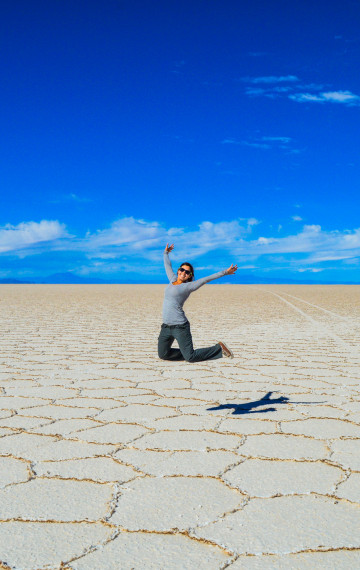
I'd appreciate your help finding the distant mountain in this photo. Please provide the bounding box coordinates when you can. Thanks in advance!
[232,274,326,285]
[0,273,107,285]
[0,278,34,284]
[38,272,109,284]
[0,272,358,285]
[232,274,359,285]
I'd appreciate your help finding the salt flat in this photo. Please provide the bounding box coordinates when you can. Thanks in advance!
[0,284,359,569]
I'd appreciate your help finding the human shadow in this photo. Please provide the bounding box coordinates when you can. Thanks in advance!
[207,391,322,416]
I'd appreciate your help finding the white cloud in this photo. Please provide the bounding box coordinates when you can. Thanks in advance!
[257,237,276,245]
[245,75,300,84]
[262,136,292,144]
[289,93,324,103]
[50,193,92,204]
[272,86,295,93]
[289,90,360,106]
[298,268,323,273]
[2,216,360,276]
[0,220,68,253]
[292,215,303,221]
[86,217,167,249]
[221,138,241,144]
[242,141,271,150]
[243,74,360,108]
[238,136,293,151]
[68,193,92,203]
[238,225,360,261]
[76,217,260,262]
[309,254,356,263]
[247,218,260,227]
[245,87,267,97]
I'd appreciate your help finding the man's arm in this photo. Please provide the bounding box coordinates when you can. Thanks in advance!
[163,244,176,282]
[187,270,227,292]
[187,263,237,292]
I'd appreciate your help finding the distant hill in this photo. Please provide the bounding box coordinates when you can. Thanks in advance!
[38,272,109,284]
[0,278,34,284]
[0,272,359,285]
[0,273,106,284]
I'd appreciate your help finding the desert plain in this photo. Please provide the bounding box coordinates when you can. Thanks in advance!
[0,283,360,569]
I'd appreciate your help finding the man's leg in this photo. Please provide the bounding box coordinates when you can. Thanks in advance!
[174,322,222,363]
[158,325,185,361]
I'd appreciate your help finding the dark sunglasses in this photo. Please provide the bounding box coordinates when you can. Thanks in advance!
[178,267,191,275]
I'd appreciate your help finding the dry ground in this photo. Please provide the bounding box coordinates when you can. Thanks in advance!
[0,284,360,569]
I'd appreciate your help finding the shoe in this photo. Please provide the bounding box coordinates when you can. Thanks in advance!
[218,341,233,358]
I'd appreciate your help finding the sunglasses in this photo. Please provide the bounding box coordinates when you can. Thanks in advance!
[178,267,192,276]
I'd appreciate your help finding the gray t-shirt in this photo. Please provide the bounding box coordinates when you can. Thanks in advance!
[162,253,227,325]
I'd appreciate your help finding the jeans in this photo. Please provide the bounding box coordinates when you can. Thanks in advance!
[158,321,222,363]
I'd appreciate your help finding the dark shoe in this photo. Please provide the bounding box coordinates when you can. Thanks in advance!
[218,341,234,358]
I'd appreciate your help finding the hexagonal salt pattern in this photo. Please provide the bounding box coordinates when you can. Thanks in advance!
[194,495,360,554]
[230,550,360,568]
[0,456,30,488]
[222,458,343,497]
[0,521,113,569]
[71,531,230,569]
[0,284,360,568]
[0,478,113,521]
[110,476,243,530]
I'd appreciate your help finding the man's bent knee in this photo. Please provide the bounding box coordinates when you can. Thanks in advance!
[158,347,170,360]
[183,351,196,363]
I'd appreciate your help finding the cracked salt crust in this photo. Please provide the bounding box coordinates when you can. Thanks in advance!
[18,404,101,419]
[0,521,113,569]
[70,422,150,444]
[134,430,242,451]
[30,418,100,435]
[0,396,52,409]
[152,413,220,431]
[34,457,138,483]
[70,531,230,569]
[238,433,329,460]
[218,418,278,434]
[58,397,127,409]
[0,284,360,568]
[231,550,360,569]
[336,473,360,503]
[222,458,343,497]
[194,494,360,554]
[110,476,243,530]
[0,456,30,488]
[5,386,79,399]
[114,449,238,476]
[294,404,348,418]
[330,439,360,470]
[0,478,113,521]
[96,404,180,422]
[0,432,117,460]
[0,415,54,430]
[281,418,360,438]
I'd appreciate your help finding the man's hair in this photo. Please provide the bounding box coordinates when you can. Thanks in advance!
[180,262,194,282]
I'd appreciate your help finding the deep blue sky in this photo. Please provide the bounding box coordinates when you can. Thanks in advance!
[1,0,360,282]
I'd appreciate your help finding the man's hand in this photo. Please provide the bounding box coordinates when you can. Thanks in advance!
[225,264,238,275]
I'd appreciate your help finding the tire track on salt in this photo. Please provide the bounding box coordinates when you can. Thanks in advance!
[254,288,355,353]
[278,291,359,324]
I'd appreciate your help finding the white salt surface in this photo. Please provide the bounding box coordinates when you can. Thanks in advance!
[0,284,359,568]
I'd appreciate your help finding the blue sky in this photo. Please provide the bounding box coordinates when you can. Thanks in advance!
[1,0,360,282]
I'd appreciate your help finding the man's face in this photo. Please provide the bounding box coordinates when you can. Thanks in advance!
[177,265,192,282]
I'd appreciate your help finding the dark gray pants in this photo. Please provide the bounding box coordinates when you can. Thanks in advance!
[158,321,222,363]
